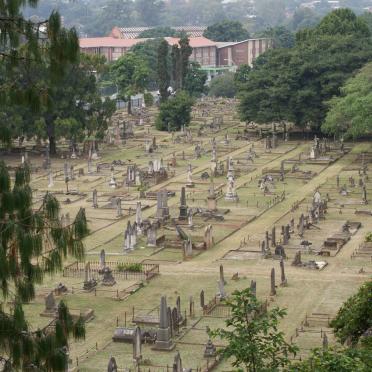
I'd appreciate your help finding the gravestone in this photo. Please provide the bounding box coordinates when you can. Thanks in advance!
[270,268,276,296]
[186,164,194,188]
[107,356,118,372]
[44,292,57,314]
[217,280,226,300]
[250,280,257,297]
[147,223,157,247]
[173,351,182,372]
[116,198,122,217]
[204,339,217,358]
[133,326,142,362]
[271,226,276,247]
[135,202,142,232]
[280,258,287,286]
[102,267,116,286]
[220,264,226,285]
[200,290,205,308]
[292,250,302,266]
[179,187,188,220]
[153,296,174,350]
[99,249,106,271]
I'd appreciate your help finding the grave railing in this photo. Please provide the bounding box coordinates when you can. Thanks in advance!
[63,261,159,281]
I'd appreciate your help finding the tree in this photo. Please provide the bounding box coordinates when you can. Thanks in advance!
[257,26,295,49]
[0,162,89,370]
[288,348,371,372]
[156,91,194,131]
[234,64,251,89]
[322,62,372,139]
[208,73,237,98]
[139,26,177,38]
[111,53,150,114]
[134,0,165,26]
[210,288,297,371]
[170,36,192,90]
[157,39,171,102]
[183,62,207,97]
[238,9,372,132]
[203,20,250,42]
[330,280,372,346]
[0,1,79,140]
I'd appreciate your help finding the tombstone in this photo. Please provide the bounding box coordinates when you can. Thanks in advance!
[217,280,226,300]
[204,339,217,358]
[44,292,57,313]
[183,238,193,258]
[154,296,174,350]
[200,290,205,308]
[156,190,170,220]
[322,332,328,350]
[87,159,93,174]
[186,164,194,188]
[271,226,276,247]
[274,245,286,258]
[135,202,142,233]
[63,161,68,180]
[225,174,238,201]
[109,170,117,188]
[102,267,116,286]
[207,182,217,211]
[292,250,302,266]
[173,351,182,372]
[167,307,173,337]
[132,326,142,362]
[147,223,157,247]
[265,231,270,251]
[204,225,213,249]
[188,209,193,227]
[172,307,179,335]
[313,191,321,205]
[91,189,98,209]
[280,258,287,286]
[107,356,118,372]
[116,198,122,217]
[83,262,97,290]
[96,251,105,277]
[179,187,188,220]
[298,214,304,237]
[219,264,226,285]
[70,165,75,180]
[336,175,340,188]
[362,185,368,204]
[270,268,276,296]
[250,280,257,297]
[48,171,54,188]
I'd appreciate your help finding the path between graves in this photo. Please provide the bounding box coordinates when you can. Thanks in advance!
[83,141,306,251]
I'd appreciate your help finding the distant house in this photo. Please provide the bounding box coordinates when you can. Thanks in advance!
[217,38,273,68]
[79,34,272,73]
[110,26,207,39]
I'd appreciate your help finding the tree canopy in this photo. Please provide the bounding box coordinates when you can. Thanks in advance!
[238,9,372,134]
[138,26,177,38]
[208,73,237,98]
[203,20,250,42]
[322,62,372,139]
[210,288,297,371]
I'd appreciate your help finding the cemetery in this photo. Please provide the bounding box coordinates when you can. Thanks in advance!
[1,97,371,371]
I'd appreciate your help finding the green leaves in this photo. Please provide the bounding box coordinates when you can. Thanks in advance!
[156,91,194,132]
[210,288,298,371]
[203,20,250,42]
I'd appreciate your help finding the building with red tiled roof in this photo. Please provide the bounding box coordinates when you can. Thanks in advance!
[79,36,272,69]
[110,26,207,39]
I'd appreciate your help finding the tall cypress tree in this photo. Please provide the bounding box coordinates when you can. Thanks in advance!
[179,36,193,89]
[0,0,79,153]
[157,39,170,102]
[171,44,181,90]
[0,162,88,370]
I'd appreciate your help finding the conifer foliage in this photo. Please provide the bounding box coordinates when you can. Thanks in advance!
[0,162,88,370]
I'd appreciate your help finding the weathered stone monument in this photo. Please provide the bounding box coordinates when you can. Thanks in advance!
[133,326,142,362]
[270,268,276,296]
[179,187,188,220]
[153,296,174,350]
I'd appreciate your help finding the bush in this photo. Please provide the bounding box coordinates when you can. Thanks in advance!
[155,91,194,131]
[208,72,237,98]
[144,92,154,107]
[117,263,143,272]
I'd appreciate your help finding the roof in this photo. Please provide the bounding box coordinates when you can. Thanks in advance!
[79,36,217,49]
[79,37,148,48]
[216,38,273,49]
[114,26,207,39]
[165,36,217,48]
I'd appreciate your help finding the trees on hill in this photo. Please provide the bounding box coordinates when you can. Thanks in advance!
[208,73,237,98]
[203,20,250,42]
[237,9,372,136]
[322,63,372,139]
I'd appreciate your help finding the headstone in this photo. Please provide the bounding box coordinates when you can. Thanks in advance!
[219,264,226,285]
[147,223,157,247]
[186,164,194,188]
[280,258,287,286]
[271,226,276,247]
[270,268,276,296]
[179,187,188,220]
[292,250,302,266]
[102,267,116,286]
[135,202,142,233]
[154,296,174,350]
[322,332,328,350]
[173,351,182,372]
[116,198,122,217]
[99,249,106,270]
[44,292,56,313]
[48,171,54,188]
[200,290,205,308]
[217,280,226,300]
[107,356,118,372]
[204,339,217,358]
[183,238,193,258]
[133,326,142,362]
[225,174,238,201]
[250,280,257,297]
[362,185,368,204]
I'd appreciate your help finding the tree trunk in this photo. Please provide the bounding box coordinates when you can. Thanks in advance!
[49,136,57,155]
[127,97,132,115]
